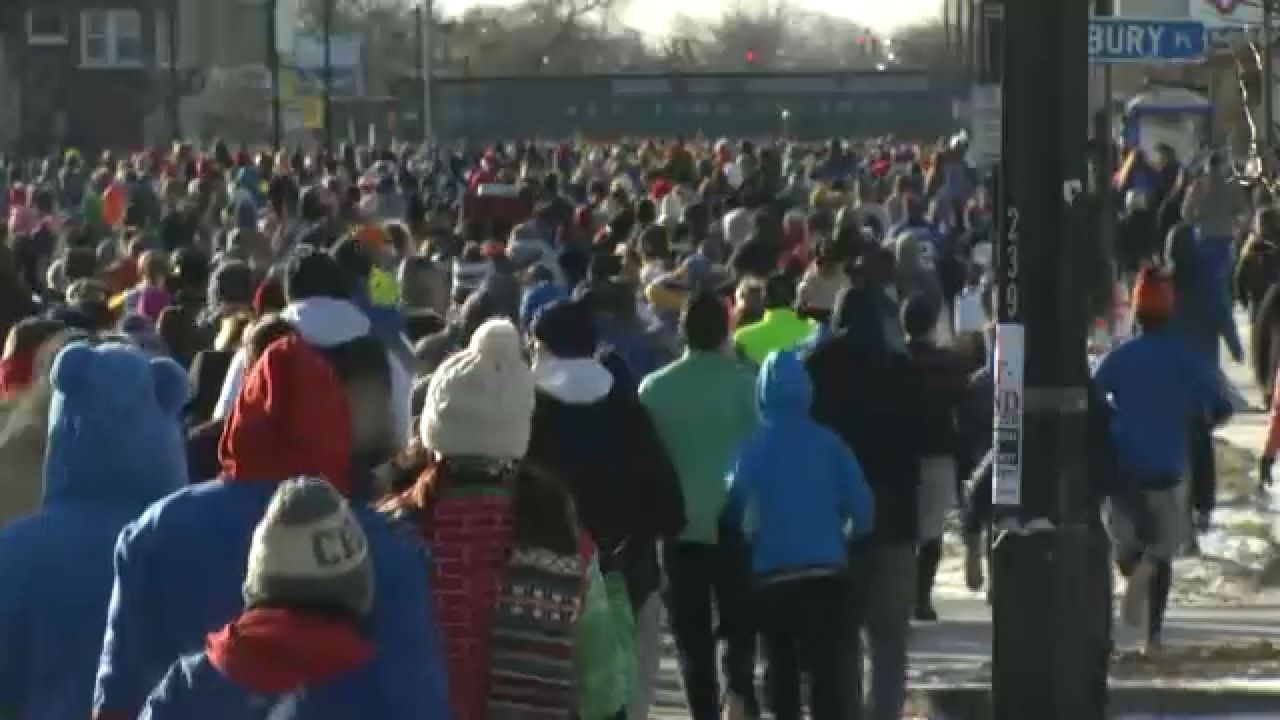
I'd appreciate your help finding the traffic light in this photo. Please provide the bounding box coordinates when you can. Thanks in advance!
[745,48,757,64]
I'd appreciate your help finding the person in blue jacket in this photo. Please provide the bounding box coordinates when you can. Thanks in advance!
[93,333,451,720]
[1094,266,1233,656]
[722,349,874,720]
[0,341,188,720]
[139,476,381,719]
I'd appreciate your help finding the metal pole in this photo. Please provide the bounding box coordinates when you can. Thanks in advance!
[415,3,427,144]
[323,0,334,152]
[423,0,434,143]
[1265,0,1275,156]
[168,0,180,140]
[943,0,953,61]
[991,0,1110,714]
[268,0,282,150]
[969,0,979,84]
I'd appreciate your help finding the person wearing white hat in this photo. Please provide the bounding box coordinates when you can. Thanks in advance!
[387,317,537,719]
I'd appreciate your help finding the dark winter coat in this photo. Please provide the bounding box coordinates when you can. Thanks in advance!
[526,356,685,604]
[804,288,927,544]
[1236,236,1280,321]
[905,338,969,459]
[1251,282,1280,400]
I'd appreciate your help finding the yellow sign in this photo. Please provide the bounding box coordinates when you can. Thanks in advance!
[300,96,323,130]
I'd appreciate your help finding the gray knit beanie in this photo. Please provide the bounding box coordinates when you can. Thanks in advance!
[243,476,374,617]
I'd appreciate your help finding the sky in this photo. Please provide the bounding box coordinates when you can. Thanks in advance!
[436,0,941,37]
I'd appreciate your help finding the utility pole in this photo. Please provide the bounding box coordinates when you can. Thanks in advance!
[322,0,334,153]
[943,0,953,61]
[968,0,979,84]
[267,0,282,150]
[1093,0,1116,318]
[1265,0,1275,157]
[990,0,1111,717]
[167,0,180,140]
[415,1,433,145]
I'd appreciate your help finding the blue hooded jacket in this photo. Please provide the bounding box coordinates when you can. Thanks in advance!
[1093,329,1232,486]
[0,343,188,720]
[723,350,874,576]
[93,336,450,720]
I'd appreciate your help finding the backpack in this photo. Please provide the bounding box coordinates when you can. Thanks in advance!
[487,543,591,720]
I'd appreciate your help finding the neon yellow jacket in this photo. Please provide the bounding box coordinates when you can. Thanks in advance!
[734,309,818,366]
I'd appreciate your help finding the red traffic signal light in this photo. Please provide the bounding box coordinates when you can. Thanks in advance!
[745,49,757,64]
[1212,0,1237,12]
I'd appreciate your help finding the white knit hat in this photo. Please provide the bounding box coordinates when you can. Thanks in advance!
[243,476,374,617]
[419,318,535,460]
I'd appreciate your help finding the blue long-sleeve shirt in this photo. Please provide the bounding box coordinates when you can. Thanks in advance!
[1093,329,1232,486]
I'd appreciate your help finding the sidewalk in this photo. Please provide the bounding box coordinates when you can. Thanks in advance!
[647,315,1280,718]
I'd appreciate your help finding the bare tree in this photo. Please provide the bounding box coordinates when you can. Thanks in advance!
[888,20,951,70]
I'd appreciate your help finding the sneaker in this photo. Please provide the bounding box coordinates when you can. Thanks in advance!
[1121,559,1154,629]
[964,535,985,591]
[914,603,940,623]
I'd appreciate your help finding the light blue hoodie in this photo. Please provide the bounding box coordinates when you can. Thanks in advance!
[722,350,874,577]
[0,343,188,720]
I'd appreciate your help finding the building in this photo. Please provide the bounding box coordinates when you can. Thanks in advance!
[3,2,177,154]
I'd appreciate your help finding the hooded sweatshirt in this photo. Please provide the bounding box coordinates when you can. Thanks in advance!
[0,343,188,720]
[211,297,412,450]
[526,352,686,603]
[722,350,874,577]
[92,337,450,720]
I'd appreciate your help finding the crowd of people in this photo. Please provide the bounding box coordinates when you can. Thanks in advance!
[0,129,1264,720]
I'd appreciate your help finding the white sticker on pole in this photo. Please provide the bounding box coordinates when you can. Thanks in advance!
[992,322,1025,507]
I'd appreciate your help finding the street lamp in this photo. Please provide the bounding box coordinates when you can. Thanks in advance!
[779,107,790,138]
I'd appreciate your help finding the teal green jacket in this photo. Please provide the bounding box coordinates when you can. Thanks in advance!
[639,350,758,544]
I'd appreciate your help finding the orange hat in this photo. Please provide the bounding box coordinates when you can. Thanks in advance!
[1132,266,1173,323]
[354,223,387,252]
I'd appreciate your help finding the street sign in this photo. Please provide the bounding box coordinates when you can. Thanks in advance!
[1087,18,1207,64]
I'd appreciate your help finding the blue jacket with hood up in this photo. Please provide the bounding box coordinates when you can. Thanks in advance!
[93,333,451,720]
[723,350,875,576]
[0,343,189,720]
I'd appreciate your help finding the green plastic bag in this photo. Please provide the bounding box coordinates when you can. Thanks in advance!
[575,563,635,719]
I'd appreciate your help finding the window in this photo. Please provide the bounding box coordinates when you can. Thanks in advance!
[81,10,144,68]
[27,10,68,45]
